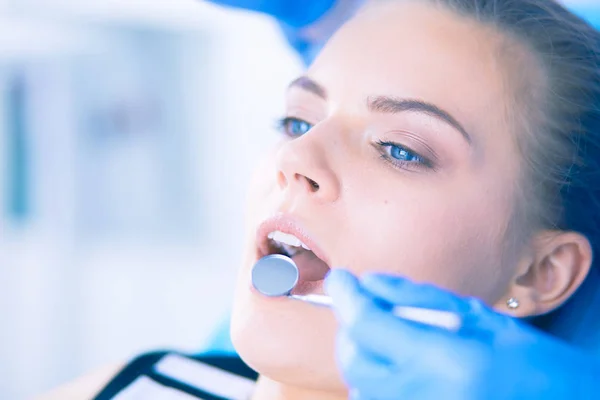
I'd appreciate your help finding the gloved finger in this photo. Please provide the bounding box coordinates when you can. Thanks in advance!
[336,330,395,391]
[348,389,376,400]
[325,268,379,329]
[360,273,470,314]
[360,273,507,332]
[326,268,454,361]
[349,388,389,400]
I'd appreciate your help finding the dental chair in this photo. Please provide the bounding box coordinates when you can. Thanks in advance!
[534,266,600,357]
[201,315,236,355]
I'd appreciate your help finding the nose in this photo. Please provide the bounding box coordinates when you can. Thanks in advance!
[275,135,340,203]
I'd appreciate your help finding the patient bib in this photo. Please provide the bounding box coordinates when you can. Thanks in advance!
[94,351,258,400]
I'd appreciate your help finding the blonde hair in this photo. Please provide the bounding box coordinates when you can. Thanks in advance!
[426,0,600,268]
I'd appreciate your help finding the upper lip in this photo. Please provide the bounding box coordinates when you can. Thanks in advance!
[256,213,331,267]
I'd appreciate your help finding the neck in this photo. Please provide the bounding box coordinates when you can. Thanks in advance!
[251,375,347,400]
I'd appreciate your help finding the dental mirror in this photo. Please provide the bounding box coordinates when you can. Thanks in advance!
[252,254,299,297]
[252,254,462,332]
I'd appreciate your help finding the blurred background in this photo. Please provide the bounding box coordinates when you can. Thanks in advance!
[0,0,597,399]
[0,1,302,398]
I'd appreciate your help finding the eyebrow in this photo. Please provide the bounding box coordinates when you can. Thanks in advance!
[368,96,472,145]
[288,76,472,145]
[288,76,327,99]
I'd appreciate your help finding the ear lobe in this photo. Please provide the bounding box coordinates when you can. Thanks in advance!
[510,231,592,317]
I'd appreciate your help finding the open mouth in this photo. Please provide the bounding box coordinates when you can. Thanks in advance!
[257,221,331,295]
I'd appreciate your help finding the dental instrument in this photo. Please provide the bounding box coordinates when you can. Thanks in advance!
[252,254,462,331]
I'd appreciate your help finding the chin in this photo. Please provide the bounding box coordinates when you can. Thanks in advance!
[230,259,345,392]
[231,210,349,391]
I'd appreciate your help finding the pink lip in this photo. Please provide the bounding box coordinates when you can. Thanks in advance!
[256,213,331,267]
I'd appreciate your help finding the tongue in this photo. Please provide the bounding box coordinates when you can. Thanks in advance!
[292,250,329,281]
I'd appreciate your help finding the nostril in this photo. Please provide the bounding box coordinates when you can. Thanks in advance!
[307,178,319,191]
[277,171,287,189]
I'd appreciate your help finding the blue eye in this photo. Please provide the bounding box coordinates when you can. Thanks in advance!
[278,117,313,137]
[376,140,431,170]
[388,144,424,163]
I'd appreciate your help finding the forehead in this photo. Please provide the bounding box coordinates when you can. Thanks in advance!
[308,1,511,139]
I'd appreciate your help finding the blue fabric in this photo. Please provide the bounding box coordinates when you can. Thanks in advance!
[277,22,327,66]
[571,4,600,29]
[201,314,236,355]
[206,0,336,28]
[532,266,600,358]
[204,0,337,65]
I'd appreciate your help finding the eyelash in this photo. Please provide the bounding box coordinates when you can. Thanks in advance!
[275,116,433,171]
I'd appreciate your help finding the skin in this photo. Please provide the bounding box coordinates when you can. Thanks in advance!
[230,2,592,400]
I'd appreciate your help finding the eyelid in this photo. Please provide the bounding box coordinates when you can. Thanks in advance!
[379,130,440,165]
[284,96,327,123]
[281,107,319,124]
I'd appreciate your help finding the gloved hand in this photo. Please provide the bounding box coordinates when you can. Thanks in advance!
[325,269,600,400]
[203,0,337,28]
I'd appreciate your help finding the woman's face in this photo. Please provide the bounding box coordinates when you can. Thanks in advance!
[231,1,525,393]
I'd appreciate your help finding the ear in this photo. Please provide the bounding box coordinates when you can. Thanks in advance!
[496,230,593,317]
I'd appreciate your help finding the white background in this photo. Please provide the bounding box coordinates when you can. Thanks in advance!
[0,1,302,398]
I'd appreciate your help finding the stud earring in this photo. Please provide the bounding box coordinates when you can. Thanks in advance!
[506,297,520,309]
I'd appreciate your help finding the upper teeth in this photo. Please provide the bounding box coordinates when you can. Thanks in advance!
[268,231,311,251]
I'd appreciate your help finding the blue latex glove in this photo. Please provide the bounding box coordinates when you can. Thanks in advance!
[204,0,336,28]
[325,269,600,400]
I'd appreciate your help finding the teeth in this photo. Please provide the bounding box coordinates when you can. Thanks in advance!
[280,243,300,257]
[268,231,311,252]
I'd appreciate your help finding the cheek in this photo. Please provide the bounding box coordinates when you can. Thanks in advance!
[337,178,512,301]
